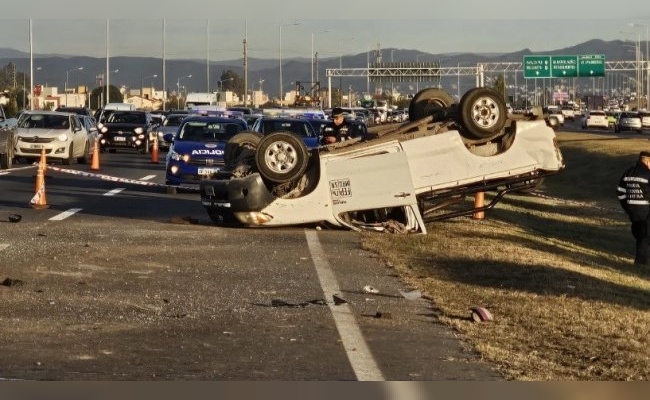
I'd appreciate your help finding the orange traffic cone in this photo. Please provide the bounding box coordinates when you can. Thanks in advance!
[30,148,49,209]
[150,135,159,164]
[90,137,100,171]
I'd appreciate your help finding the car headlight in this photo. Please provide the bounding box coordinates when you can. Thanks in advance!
[134,127,144,134]
[170,150,190,162]
[57,133,68,141]
[97,123,104,129]
[138,134,145,139]
[101,126,108,133]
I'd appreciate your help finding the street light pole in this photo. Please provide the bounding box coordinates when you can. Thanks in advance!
[176,74,192,110]
[629,22,649,109]
[142,74,158,96]
[279,22,301,106]
[311,30,329,87]
[65,66,83,107]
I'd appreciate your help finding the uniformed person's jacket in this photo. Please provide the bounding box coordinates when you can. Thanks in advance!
[617,161,650,221]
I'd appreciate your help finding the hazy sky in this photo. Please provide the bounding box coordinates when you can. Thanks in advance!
[2,0,650,61]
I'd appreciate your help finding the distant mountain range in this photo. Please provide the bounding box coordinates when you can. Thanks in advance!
[0,39,643,97]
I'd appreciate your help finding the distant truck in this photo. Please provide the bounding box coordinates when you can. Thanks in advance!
[185,92,226,110]
[0,105,17,169]
[585,95,604,111]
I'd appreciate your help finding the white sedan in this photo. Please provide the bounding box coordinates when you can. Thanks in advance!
[582,110,609,130]
[14,111,94,165]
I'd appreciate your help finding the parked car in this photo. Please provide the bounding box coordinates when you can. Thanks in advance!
[561,105,576,121]
[545,107,564,126]
[164,115,249,194]
[606,111,618,129]
[55,106,96,123]
[581,110,609,130]
[639,110,650,129]
[615,111,643,133]
[14,111,94,165]
[97,110,159,154]
[250,116,320,149]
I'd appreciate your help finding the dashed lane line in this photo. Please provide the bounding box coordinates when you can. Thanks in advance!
[139,175,156,181]
[49,208,82,221]
[104,188,126,196]
[305,229,385,381]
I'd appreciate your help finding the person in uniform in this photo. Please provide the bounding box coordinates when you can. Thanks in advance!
[322,107,350,144]
[617,151,650,265]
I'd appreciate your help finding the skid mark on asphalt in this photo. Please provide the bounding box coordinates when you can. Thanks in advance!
[49,208,82,221]
[304,229,385,381]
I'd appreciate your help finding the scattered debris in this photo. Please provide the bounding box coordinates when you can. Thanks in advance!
[398,289,422,300]
[363,285,379,294]
[8,214,22,223]
[1,278,24,287]
[332,295,347,305]
[470,307,494,322]
[374,311,392,319]
[170,216,199,225]
[270,299,327,308]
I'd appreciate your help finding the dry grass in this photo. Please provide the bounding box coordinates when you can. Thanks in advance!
[360,131,650,380]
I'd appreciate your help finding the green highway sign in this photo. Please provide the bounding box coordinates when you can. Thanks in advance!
[578,54,606,77]
[523,54,605,78]
[523,56,550,78]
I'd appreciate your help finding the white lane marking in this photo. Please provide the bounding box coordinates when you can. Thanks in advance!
[49,208,82,221]
[304,230,385,381]
[0,172,9,176]
[140,175,156,181]
[104,188,125,196]
[0,244,9,251]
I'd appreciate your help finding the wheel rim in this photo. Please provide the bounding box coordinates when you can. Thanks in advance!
[263,140,298,174]
[470,96,501,130]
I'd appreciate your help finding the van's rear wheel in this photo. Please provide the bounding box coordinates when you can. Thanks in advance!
[458,87,507,139]
[409,88,455,122]
[255,131,310,184]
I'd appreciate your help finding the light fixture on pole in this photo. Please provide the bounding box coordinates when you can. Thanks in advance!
[176,74,192,110]
[218,77,234,92]
[65,66,83,107]
[338,37,355,106]
[311,29,329,86]
[142,74,157,93]
[279,21,302,105]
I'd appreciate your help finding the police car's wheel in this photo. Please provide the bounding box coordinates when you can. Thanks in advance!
[409,88,455,122]
[458,87,507,139]
[224,131,263,167]
[255,131,310,184]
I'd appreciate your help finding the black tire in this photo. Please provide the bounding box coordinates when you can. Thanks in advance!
[458,87,507,139]
[207,208,239,225]
[224,131,263,167]
[63,143,73,165]
[255,131,310,184]
[77,141,90,164]
[0,152,11,170]
[409,88,455,122]
[0,137,12,170]
[165,185,177,195]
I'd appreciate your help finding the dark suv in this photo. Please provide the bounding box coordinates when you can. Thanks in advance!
[97,110,159,154]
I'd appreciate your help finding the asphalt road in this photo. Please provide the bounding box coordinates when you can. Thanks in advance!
[0,148,501,382]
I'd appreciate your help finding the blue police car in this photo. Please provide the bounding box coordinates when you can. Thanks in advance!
[164,115,248,194]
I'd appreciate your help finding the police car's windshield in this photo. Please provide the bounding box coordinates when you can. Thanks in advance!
[177,122,243,141]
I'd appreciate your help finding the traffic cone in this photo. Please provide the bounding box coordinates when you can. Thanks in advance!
[90,137,100,171]
[150,135,159,164]
[30,148,49,209]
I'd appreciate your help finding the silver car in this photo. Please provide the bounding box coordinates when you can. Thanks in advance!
[615,112,643,133]
[15,111,93,164]
[157,113,186,150]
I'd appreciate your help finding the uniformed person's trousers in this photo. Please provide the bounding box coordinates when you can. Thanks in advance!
[631,221,649,265]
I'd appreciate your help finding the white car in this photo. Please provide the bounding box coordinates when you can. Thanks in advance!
[581,110,609,130]
[200,88,565,233]
[639,111,650,129]
[14,111,94,165]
